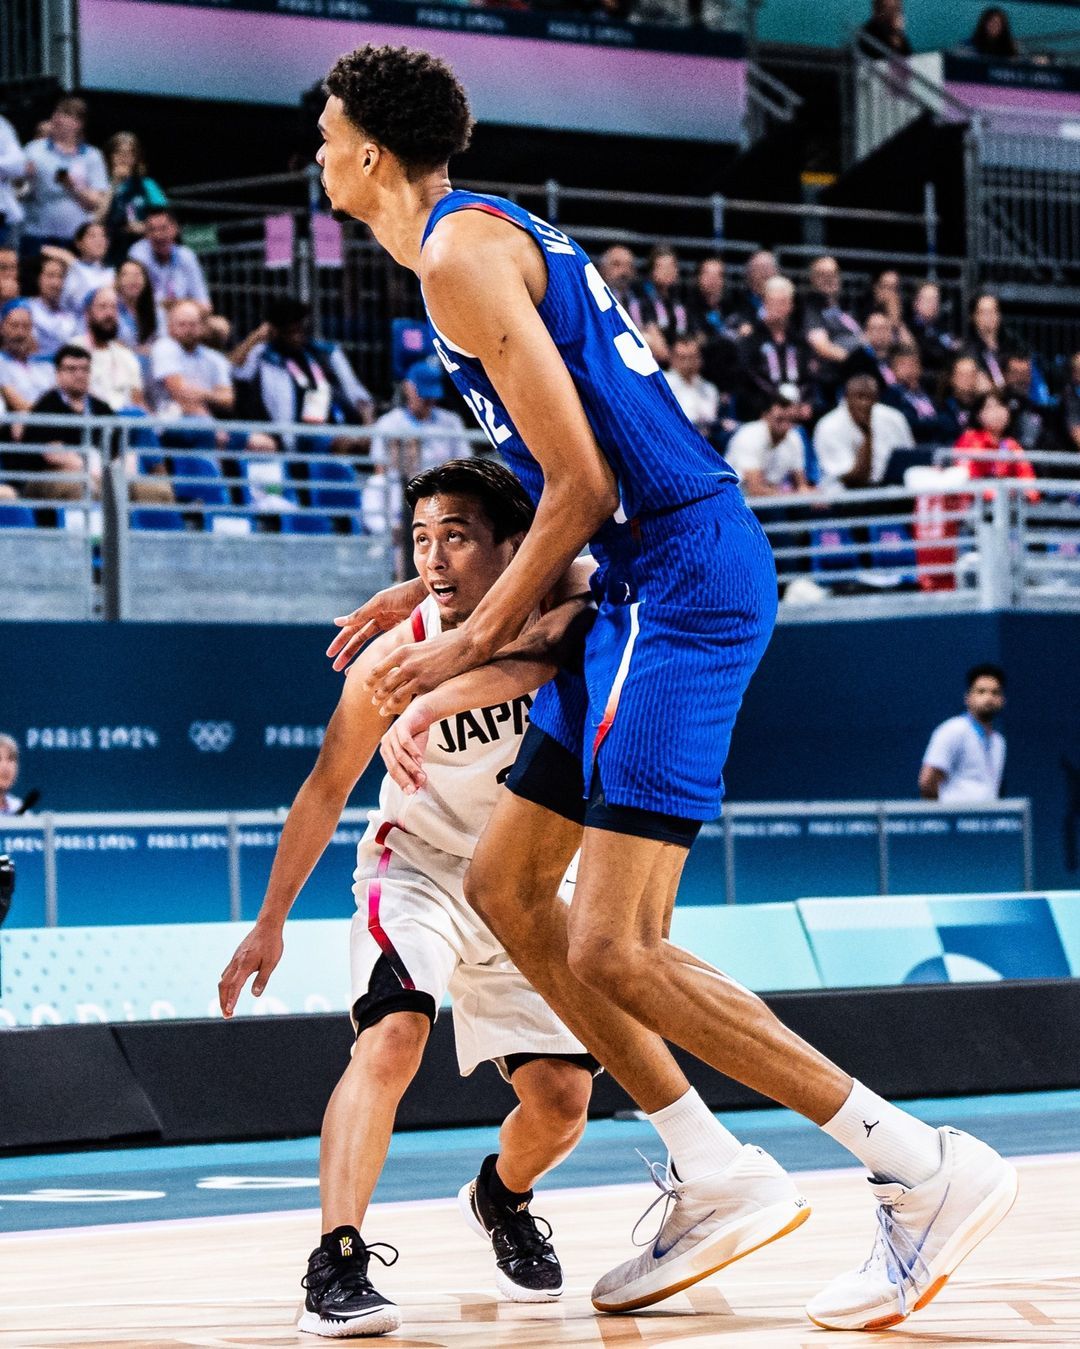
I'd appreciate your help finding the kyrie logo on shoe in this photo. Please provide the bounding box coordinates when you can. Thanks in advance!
[863,1120,879,1137]
[339,1236,353,1257]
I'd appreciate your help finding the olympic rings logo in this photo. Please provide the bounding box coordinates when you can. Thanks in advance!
[188,721,236,753]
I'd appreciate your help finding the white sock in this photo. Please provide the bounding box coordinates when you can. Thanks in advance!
[821,1080,942,1187]
[648,1088,743,1183]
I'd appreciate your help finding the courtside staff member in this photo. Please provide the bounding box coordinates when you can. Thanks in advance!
[919,663,1006,803]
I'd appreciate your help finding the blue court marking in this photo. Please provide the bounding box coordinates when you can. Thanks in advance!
[2,1089,1078,1233]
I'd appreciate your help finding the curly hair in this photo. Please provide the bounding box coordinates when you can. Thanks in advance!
[325,45,473,171]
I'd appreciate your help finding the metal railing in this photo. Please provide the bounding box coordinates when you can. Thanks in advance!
[168,168,959,393]
[0,797,1033,924]
[3,411,1080,622]
[713,797,1033,903]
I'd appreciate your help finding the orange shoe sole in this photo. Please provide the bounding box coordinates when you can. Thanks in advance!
[594,1204,812,1314]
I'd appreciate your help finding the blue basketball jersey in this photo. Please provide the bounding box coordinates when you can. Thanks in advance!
[419,192,736,527]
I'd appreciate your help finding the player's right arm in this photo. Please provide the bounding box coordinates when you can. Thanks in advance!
[218,622,410,1016]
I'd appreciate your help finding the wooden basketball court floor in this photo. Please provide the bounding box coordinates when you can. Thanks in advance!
[1,1151,1077,1348]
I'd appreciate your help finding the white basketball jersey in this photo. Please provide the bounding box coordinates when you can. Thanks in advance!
[364,595,537,862]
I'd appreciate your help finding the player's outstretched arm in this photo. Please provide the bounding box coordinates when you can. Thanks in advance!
[326,575,428,672]
[218,623,409,1017]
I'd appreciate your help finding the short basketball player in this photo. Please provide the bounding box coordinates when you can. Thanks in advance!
[318,46,1017,1331]
[218,460,599,1338]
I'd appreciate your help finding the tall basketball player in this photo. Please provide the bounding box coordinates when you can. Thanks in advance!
[219,460,599,1338]
[318,46,1017,1330]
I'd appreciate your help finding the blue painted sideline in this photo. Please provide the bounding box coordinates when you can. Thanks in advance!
[2,1090,1078,1233]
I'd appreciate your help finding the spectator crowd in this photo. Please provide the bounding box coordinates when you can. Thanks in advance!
[1,90,1078,549]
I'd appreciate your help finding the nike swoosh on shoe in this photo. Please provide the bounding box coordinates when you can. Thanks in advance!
[653,1209,717,1260]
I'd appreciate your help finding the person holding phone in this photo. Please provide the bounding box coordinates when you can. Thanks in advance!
[20,97,108,257]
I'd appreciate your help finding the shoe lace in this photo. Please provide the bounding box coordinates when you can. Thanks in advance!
[302,1242,399,1294]
[867,1205,931,1316]
[629,1151,681,1249]
[498,1206,555,1263]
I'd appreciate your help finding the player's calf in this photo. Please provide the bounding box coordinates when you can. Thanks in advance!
[460,1056,594,1302]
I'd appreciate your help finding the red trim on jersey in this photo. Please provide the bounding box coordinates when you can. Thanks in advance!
[410,606,426,643]
[456,203,516,224]
[366,820,415,990]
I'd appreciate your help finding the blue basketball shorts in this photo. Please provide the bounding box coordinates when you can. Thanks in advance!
[579,483,777,822]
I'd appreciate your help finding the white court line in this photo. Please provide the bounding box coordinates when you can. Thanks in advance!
[1,1150,1075,1244]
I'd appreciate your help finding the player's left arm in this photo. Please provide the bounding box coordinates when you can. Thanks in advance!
[380,595,594,793]
[367,216,617,701]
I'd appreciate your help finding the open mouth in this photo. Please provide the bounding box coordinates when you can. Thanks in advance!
[429,582,456,605]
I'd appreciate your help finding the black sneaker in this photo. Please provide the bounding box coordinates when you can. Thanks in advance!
[297,1225,401,1338]
[458,1157,564,1302]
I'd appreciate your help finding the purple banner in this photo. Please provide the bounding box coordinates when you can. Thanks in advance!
[79,0,747,143]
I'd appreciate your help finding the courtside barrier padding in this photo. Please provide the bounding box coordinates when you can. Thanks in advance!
[3,979,1079,1151]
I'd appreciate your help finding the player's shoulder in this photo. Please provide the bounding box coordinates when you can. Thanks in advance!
[342,615,418,693]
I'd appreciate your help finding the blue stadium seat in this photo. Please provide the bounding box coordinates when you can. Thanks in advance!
[280,509,334,535]
[130,508,187,532]
[870,522,918,582]
[306,459,364,512]
[0,503,36,528]
[169,455,230,508]
[390,317,436,381]
[810,526,857,575]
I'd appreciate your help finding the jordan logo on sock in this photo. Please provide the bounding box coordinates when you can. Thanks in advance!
[863,1120,879,1137]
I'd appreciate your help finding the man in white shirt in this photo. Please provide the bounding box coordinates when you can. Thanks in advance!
[150,299,232,418]
[0,116,27,248]
[919,665,1007,804]
[366,360,470,535]
[20,97,109,250]
[80,286,145,410]
[813,373,914,491]
[725,388,811,496]
[129,210,211,318]
[663,335,721,439]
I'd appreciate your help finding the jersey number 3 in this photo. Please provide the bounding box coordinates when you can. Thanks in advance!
[584,263,660,377]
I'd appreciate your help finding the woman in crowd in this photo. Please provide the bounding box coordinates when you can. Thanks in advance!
[863,268,912,345]
[630,244,691,367]
[60,220,114,313]
[964,7,1020,59]
[955,388,1038,501]
[908,280,959,381]
[101,132,168,266]
[965,291,1013,387]
[115,257,157,352]
[26,254,78,358]
[938,353,990,441]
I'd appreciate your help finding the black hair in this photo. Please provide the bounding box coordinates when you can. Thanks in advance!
[324,45,474,171]
[73,220,103,246]
[405,459,534,544]
[266,296,309,329]
[971,6,1018,57]
[54,343,91,368]
[966,663,1006,691]
[115,257,158,345]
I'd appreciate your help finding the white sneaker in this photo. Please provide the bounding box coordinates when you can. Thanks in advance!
[807,1126,1018,1331]
[591,1146,810,1313]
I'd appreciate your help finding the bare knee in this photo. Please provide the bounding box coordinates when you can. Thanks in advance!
[567,930,648,1005]
[463,858,509,938]
[352,1011,429,1094]
[513,1059,592,1134]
